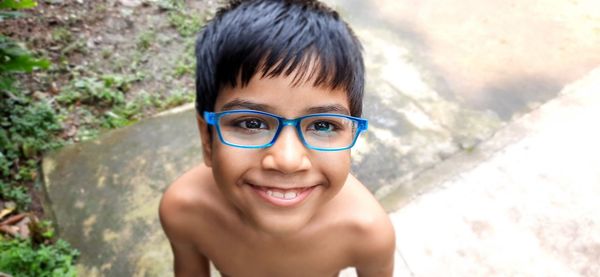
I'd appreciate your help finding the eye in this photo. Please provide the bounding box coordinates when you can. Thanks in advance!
[307,120,338,133]
[236,118,268,129]
[312,121,334,132]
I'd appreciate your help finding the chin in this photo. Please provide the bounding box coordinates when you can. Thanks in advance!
[253,211,314,236]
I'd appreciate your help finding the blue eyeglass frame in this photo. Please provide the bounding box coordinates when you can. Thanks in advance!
[203,110,368,152]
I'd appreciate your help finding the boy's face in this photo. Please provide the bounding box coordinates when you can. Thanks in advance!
[198,73,352,235]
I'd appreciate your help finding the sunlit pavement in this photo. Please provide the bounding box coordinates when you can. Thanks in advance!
[42,0,599,276]
[387,68,600,276]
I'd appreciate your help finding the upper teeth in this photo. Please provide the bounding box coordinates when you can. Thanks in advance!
[267,190,298,200]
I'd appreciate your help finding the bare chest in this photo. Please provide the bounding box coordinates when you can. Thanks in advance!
[201,229,352,277]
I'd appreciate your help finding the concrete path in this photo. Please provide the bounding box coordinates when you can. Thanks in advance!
[387,68,600,276]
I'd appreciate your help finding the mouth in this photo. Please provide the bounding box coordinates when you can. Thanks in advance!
[247,184,317,207]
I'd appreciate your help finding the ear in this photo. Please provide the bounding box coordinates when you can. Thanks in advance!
[196,113,213,167]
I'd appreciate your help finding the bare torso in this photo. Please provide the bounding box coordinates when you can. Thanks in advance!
[160,165,395,277]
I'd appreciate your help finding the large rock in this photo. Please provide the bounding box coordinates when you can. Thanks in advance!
[43,107,200,276]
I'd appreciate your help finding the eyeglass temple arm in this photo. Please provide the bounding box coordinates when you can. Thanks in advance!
[359,119,368,131]
[203,111,217,125]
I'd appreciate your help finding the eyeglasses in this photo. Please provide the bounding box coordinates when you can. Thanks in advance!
[203,110,368,151]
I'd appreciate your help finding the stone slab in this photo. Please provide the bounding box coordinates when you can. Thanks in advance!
[43,107,201,276]
[388,67,600,276]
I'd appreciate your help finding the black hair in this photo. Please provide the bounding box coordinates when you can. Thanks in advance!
[195,0,365,116]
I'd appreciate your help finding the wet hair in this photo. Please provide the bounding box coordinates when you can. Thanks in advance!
[195,0,365,116]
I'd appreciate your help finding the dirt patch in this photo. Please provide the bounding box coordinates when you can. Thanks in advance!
[0,0,218,220]
[1,0,217,138]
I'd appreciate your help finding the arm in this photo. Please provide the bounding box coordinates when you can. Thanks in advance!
[353,213,396,277]
[159,183,211,277]
[170,240,211,277]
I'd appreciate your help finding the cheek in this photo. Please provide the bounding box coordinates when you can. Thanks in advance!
[211,146,251,185]
[314,151,351,185]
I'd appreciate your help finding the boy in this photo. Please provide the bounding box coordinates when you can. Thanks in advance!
[159,0,395,276]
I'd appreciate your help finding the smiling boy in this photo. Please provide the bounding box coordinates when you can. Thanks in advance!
[159,0,395,276]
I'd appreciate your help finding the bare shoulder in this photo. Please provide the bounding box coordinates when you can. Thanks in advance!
[159,164,216,275]
[159,164,219,240]
[336,175,396,275]
[339,174,394,235]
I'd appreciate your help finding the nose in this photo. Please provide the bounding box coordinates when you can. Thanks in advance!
[261,126,312,174]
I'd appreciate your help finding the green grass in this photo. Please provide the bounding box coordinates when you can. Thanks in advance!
[167,8,205,37]
[163,89,194,109]
[136,30,157,51]
[51,27,73,44]
[172,38,196,78]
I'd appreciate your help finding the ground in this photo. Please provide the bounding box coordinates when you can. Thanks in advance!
[2,0,217,141]
[0,0,217,256]
[0,0,217,242]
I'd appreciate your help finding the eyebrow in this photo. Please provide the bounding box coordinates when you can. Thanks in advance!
[220,99,350,116]
[305,104,350,115]
[220,99,273,112]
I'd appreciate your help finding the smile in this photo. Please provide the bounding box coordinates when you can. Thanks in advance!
[267,189,299,200]
[248,184,317,207]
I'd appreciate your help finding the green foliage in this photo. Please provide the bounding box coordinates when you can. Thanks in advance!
[0,238,79,277]
[0,0,37,9]
[0,0,45,214]
[0,90,61,210]
[173,56,194,78]
[51,27,73,44]
[162,89,194,109]
[55,73,145,132]
[136,30,156,51]
[56,75,134,107]
[172,38,196,78]
[151,0,184,10]
[0,1,47,74]
[0,181,31,210]
[0,0,36,21]
[1,91,63,161]
[0,2,81,275]
[167,9,204,37]
[0,35,50,72]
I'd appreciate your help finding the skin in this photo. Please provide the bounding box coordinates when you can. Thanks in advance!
[159,73,395,277]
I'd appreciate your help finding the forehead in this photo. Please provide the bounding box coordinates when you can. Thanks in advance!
[214,73,350,117]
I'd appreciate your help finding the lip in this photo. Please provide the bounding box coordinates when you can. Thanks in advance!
[248,184,317,207]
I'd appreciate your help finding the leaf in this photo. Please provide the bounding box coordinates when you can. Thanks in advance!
[0,207,14,220]
[0,35,50,73]
[0,0,38,10]
[42,229,54,239]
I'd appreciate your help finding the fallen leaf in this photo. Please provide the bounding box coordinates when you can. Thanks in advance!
[16,217,31,238]
[0,208,14,221]
[0,213,27,226]
[0,225,18,237]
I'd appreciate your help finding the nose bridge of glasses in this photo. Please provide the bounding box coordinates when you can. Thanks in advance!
[280,118,300,127]
[268,117,308,152]
[277,118,304,140]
